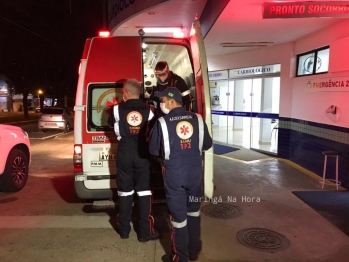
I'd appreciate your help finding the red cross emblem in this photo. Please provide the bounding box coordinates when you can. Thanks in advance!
[180,125,189,136]
[131,114,139,123]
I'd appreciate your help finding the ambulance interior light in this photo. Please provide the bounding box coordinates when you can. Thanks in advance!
[142,27,182,33]
[173,31,184,38]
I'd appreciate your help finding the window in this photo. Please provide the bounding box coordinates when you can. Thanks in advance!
[87,83,124,131]
[42,108,63,115]
[296,46,329,77]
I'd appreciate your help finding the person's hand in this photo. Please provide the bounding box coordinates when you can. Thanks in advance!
[144,91,150,99]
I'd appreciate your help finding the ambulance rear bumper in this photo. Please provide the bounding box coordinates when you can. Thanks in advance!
[74,173,117,200]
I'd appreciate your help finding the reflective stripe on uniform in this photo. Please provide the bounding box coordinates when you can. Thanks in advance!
[171,219,187,228]
[146,107,154,142]
[148,108,154,120]
[117,190,134,196]
[158,117,171,160]
[137,190,152,196]
[181,90,191,96]
[196,114,204,155]
[187,211,200,217]
[113,105,121,140]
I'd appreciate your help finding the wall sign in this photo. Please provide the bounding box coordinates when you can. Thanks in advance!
[263,1,349,19]
[208,70,228,80]
[229,64,280,78]
[306,76,349,92]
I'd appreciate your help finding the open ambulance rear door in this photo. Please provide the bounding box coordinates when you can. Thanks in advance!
[190,19,214,199]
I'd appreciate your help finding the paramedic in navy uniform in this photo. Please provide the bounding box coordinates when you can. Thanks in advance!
[149,87,212,262]
[144,61,191,116]
[113,79,160,242]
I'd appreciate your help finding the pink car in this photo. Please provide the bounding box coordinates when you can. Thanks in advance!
[0,124,31,192]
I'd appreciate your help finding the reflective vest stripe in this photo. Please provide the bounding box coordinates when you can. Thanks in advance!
[158,117,171,160]
[137,190,152,196]
[187,211,200,217]
[171,219,187,228]
[196,114,204,155]
[113,105,121,140]
[181,90,191,96]
[146,108,154,142]
[117,189,134,196]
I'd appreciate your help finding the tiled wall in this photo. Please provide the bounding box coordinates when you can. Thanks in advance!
[278,117,349,189]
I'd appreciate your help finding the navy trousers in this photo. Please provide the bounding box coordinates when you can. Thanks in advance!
[116,141,154,238]
[163,157,203,262]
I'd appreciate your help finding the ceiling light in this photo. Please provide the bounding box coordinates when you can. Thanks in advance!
[220,42,273,47]
[173,31,184,38]
[142,27,182,33]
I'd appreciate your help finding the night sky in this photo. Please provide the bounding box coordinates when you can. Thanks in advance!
[0,0,104,99]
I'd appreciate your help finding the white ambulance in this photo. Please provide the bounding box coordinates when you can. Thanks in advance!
[73,20,213,200]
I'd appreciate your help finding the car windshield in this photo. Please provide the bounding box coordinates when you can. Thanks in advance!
[42,108,63,114]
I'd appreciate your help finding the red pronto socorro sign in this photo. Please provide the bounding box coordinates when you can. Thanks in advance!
[263,1,349,18]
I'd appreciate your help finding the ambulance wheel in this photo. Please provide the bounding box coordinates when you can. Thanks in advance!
[0,149,29,192]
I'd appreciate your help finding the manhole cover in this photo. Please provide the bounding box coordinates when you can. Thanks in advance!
[201,203,242,219]
[237,228,290,252]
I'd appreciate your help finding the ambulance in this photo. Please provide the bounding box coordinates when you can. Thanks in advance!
[73,19,213,200]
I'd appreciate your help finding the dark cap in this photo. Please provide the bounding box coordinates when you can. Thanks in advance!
[154,61,168,72]
[154,87,182,103]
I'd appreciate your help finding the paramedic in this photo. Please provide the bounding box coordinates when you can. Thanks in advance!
[113,79,160,242]
[144,61,191,116]
[149,87,212,262]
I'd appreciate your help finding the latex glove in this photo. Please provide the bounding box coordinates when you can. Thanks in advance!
[144,91,150,99]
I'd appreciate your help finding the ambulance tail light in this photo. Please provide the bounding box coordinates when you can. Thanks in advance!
[99,31,110,37]
[62,115,66,120]
[74,144,83,173]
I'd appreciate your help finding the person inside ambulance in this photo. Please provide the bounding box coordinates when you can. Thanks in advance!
[113,79,161,242]
[144,61,191,116]
[149,87,212,262]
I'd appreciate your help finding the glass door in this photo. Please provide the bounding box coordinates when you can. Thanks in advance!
[211,81,229,144]
[250,77,280,154]
[228,79,252,148]
[210,76,280,154]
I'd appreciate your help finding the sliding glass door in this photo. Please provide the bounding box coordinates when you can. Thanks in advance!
[210,76,280,154]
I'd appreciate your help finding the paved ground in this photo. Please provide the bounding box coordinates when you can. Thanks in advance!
[1,133,349,262]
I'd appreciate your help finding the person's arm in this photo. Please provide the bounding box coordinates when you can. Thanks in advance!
[144,86,158,100]
[149,120,163,156]
[174,76,191,111]
[202,121,213,151]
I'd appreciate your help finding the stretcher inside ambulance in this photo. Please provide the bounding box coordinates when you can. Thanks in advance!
[73,20,213,200]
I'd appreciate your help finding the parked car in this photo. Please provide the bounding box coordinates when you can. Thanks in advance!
[38,107,74,132]
[0,124,31,192]
[35,105,47,113]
